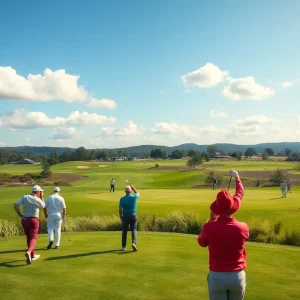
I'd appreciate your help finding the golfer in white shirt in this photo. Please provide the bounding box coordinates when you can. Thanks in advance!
[43,187,66,249]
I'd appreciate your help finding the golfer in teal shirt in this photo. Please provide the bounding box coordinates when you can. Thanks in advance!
[119,185,139,251]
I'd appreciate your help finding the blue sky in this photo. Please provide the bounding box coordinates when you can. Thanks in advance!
[0,0,299,148]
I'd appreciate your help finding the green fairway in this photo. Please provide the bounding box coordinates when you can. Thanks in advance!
[0,232,299,300]
[1,160,300,231]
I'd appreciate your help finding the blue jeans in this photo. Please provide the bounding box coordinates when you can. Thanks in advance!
[208,270,247,300]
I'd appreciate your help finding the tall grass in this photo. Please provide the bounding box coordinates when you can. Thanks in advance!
[0,219,20,238]
[1,213,299,247]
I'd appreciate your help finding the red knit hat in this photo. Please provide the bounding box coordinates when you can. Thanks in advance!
[210,189,240,216]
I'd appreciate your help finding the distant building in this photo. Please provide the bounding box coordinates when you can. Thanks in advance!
[14,158,37,164]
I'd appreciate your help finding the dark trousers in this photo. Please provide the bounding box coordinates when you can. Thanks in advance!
[110,184,115,192]
[122,213,137,248]
[21,217,39,257]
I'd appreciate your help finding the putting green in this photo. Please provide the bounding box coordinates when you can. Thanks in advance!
[0,232,299,300]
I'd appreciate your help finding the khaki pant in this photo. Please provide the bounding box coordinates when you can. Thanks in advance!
[208,270,247,300]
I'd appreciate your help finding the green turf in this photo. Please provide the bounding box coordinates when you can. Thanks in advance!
[1,160,300,230]
[0,232,299,300]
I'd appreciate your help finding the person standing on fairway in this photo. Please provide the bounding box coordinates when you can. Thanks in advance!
[44,187,66,249]
[280,180,287,198]
[119,184,139,251]
[198,170,249,300]
[110,178,115,192]
[13,185,45,265]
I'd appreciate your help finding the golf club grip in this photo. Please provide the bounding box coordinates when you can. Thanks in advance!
[227,176,232,191]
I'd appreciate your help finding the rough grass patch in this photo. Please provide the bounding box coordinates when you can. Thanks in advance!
[0,219,20,238]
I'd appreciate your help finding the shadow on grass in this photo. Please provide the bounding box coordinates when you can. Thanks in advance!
[269,197,284,200]
[46,249,135,261]
[0,248,45,255]
[0,260,27,268]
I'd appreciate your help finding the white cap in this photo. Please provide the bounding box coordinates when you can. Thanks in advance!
[54,187,60,192]
[125,185,132,192]
[32,185,44,192]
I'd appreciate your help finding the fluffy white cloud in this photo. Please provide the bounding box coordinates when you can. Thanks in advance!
[0,67,90,102]
[0,141,5,147]
[50,127,77,140]
[223,77,274,100]
[234,115,273,126]
[0,109,116,130]
[25,138,30,142]
[225,115,275,138]
[66,111,115,126]
[0,109,65,129]
[181,63,229,88]
[210,110,228,118]
[114,121,141,136]
[281,81,294,88]
[86,98,117,109]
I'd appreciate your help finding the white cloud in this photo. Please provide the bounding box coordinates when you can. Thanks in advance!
[66,111,115,126]
[210,110,228,118]
[199,125,219,134]
[225,115,275,138]
[86,98,117,109]
[0,67,90,102]
[50,127,77,140]
[0,109,116,130]
[223,77,274,100]
[25,138,30,142]
[0,141,5,147]
[181,63,229,88]
[114,121,141,136]
[296,115,300,126]
[152,122,199,138]
[0,109,65,129]
[281,81,294,88]
[184,89,192,94]
[234,115,273,126]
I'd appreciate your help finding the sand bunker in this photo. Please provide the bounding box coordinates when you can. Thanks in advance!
[77,166,89,169]
[98,165,108,168]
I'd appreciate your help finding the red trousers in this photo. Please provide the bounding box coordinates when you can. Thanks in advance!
[21,217,39,257]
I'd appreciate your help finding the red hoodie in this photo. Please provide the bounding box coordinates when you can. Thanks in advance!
[198,179,249,272]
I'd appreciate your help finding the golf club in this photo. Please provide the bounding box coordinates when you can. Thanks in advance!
[227,176,232,191]
[125,180,130,185]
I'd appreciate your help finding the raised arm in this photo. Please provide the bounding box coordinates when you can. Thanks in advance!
[230,170,244,204]
[130,185,138,194]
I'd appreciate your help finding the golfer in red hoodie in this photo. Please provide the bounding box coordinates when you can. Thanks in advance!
[198,170,249,300]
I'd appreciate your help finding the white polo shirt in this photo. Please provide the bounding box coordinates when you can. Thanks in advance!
[45,193,66,214]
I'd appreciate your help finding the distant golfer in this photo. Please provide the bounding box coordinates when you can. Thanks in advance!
[212,177,217,190]
[13,185,45,265]
[44,187,66,249]
[287,179,292,193]
[198,170,249,300]
[119,184,139,251]
[110,178,115,192]
[280,180,287,198]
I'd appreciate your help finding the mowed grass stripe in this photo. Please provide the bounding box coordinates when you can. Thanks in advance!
[0,232,299,300]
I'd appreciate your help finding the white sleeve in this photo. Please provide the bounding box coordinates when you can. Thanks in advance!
[61,197,66,209]
[16,196,24,206]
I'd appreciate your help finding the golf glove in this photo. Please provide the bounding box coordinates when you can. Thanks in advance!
[230,170,239,178]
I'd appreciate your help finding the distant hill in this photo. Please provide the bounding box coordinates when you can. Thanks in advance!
[1,142,300,156]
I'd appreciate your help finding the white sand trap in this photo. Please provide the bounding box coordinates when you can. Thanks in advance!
[98,165,108,168]
[77,166,89,169]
